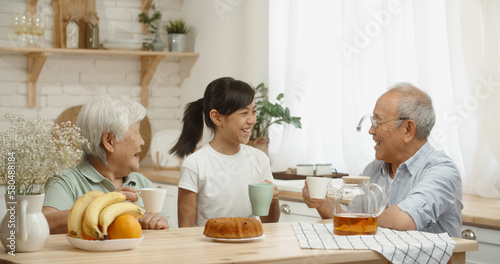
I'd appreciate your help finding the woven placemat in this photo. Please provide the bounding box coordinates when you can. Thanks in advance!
[55,105,151,161]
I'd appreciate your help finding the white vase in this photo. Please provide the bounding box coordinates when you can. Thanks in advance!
[0,194,50,253]
[167,33,186,52]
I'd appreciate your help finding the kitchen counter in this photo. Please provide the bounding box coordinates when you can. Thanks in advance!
[139,166,500,229]
[0,221,477,264]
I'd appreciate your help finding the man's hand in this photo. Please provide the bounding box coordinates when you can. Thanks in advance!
[302,181,334,219]
[302,181,327,208]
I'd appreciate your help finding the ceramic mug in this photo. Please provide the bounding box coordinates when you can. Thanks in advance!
[296,164,314,176]
[306,176,331,199]
[248,183,274,216]
[315,163,332,176]
[139,188,167,213]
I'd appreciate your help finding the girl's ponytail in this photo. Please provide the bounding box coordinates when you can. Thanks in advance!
[170,98,204,158]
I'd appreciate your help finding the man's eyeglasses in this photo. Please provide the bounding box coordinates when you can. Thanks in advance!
[370,116,409,128]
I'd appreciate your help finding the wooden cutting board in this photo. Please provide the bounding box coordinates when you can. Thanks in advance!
[52,0,96,48]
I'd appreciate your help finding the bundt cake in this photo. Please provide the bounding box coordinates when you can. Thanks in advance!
[203,217,264,239]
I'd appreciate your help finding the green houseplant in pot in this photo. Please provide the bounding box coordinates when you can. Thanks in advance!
[0,113,88,253]
[249,83,302,154]
[138,4,164,51]
[164,19,191,52]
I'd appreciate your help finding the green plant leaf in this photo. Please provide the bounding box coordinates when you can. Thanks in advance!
[250,83,302,140]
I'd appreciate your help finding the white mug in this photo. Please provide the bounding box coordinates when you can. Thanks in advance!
[306,176,331,199]
[296,164,314,176]
[315,163,332,176]
[139,188,167,213]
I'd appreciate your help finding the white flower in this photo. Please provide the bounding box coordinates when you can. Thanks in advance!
[0,113,89,195]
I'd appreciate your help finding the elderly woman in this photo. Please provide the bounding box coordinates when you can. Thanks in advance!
[42,95,169,234]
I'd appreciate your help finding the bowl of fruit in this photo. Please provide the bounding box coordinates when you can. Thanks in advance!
[66,191,145,251]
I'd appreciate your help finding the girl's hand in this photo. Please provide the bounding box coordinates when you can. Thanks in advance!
[262,179,278,201]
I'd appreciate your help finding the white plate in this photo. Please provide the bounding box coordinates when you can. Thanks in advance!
[206,234,265,242]
[150,129,181,167]
[66,235,143,251]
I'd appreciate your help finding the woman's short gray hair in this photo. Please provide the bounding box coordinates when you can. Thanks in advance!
[76,95,146,166]
[389,83,435,140]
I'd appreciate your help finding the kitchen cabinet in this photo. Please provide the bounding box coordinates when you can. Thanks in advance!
[151,182,178,229]
[462,225,500,264]
[278,199,321,223]
[0,47,198,107]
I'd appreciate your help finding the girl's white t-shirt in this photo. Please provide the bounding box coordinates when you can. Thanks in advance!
[178,144,273,226]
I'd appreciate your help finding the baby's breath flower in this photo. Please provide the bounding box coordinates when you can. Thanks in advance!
[0,113,89,195]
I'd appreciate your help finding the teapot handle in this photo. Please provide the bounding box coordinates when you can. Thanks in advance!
[367,183,388,217]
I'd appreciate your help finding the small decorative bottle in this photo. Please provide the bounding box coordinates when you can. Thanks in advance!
[66,20,79,49]
[86,12,99,49]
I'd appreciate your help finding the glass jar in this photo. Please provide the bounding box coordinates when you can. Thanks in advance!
[86,12,99,49]
[66,21,79,49]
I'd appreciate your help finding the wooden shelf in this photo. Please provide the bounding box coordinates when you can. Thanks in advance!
[0,47,199,107]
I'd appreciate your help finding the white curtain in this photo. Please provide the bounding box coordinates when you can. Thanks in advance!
[268,0,500,198]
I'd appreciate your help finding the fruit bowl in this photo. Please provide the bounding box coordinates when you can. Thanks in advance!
[66,235,143,251]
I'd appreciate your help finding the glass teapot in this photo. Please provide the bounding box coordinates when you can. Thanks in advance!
[330,176,387,235]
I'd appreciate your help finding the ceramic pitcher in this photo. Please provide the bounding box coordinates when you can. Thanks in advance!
[0,194,50,253]
[331,176,387,235]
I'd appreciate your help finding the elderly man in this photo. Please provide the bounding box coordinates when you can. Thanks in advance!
[303,83,463,237]
[43,95,169,234]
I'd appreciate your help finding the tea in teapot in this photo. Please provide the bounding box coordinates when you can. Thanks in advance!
[331,176,387,235]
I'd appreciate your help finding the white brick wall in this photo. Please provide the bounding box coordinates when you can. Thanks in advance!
[0,0,184,162]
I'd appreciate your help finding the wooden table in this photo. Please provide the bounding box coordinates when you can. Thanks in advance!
[0,221,477,264]
[138,166,500,229]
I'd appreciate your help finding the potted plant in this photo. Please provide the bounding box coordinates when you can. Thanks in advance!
[249,83,302,154]
[0,113,88,252]
[138,4,165,51]
[164,19,191,52]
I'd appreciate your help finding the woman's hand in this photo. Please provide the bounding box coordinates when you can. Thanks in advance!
[139,212,169,230]
[115,187,139,202]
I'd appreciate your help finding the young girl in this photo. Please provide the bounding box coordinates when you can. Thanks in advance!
[170,77,280,227]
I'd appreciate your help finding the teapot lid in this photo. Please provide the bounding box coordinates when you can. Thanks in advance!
[342,176,370,184]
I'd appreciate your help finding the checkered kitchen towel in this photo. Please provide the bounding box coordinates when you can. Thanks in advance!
[292,223,456,264]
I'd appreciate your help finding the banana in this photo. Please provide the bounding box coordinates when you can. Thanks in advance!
[67,190,105,238]
[81,217,95,239]
[99,202,144,237]
[83,192,126,240]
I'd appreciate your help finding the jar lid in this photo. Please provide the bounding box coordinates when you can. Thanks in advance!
[342,176,370,184]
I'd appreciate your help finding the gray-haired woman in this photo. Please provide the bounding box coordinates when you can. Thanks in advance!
[43,95,169,234]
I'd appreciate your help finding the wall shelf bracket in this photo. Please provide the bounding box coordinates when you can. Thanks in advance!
[27,52,47,107]
[141,55,166,107]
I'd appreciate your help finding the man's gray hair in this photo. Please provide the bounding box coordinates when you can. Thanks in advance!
[389,82,435,139]
[76,95,146,166]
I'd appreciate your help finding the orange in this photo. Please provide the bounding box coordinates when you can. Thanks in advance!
[81,230,97,240]
[107,215,142,239]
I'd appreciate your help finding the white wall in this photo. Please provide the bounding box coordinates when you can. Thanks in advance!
[0,0,269,162]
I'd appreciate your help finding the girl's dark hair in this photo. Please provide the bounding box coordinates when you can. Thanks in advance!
[170,77,255,158]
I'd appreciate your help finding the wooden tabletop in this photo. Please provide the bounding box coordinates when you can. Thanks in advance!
[0,221,477,264]
[139,166,500,229]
